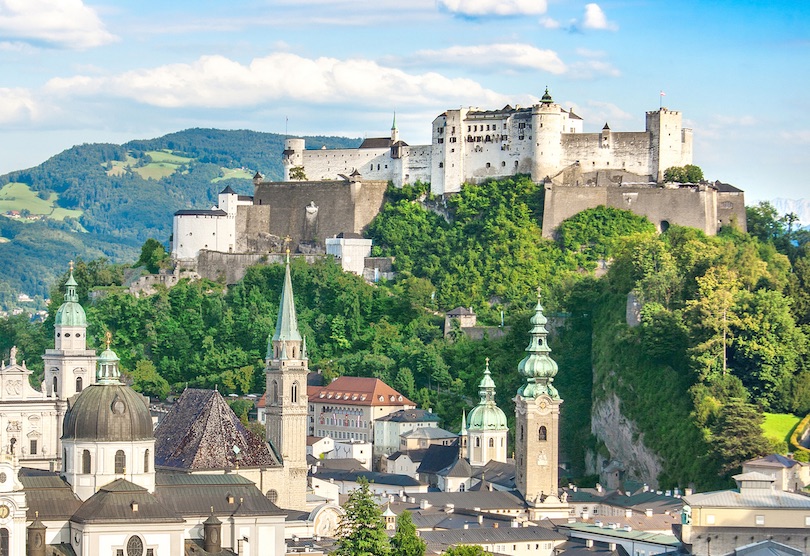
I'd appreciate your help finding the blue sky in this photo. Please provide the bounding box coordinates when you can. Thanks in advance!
[0,0,807,202]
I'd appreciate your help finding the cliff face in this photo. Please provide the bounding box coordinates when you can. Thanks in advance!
[591,392,663,488]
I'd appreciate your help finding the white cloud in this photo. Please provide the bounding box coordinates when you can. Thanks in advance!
[0,0,116,49]
[409,44,566,74]
[0,88,39,124]
[568,60,621,79]
[44,53,511,110]
[438,0,547,17]
[539,17,560,29]
[780,130,810,144]
[581,3,618,31]
[570,101,633,128]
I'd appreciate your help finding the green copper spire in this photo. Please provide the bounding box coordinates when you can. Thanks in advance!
[517,291,559,400]
[55,262,87,327]
[271,254,302,344]
[391,111,397,130]
[540,87,553,105]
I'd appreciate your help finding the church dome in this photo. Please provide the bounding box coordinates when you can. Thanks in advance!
[55,272,86,328]
[62,341,153,442]
[467,403,507,431]
[466,359,508,431]
[62,383,153,442]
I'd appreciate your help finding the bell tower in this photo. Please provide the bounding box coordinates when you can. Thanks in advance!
[514,292,567,517]
[265,253,309,510]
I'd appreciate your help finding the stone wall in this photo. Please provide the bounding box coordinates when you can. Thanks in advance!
[541,182,726,238]
[196,251,322,285]
[249,179,388,253]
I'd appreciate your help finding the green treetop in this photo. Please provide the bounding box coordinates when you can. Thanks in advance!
[332,477,390,556]
[391,510,426,556]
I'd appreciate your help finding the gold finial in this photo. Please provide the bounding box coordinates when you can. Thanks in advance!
[105,331,112,349]
[536,286,542,300]
[210,506,214,514]
[35,510,38,518]
[69,260,74,273]
[485,356,490,365]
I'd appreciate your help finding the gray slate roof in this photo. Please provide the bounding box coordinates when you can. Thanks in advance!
[71,479,183,524]
[685,487,810,509]
[419,524,565,547]
[404,490,526,511]
[311,469,423,488]
[20,468,82,520]
[376,409,440,423]
[155,388,279,471]
[401,427,457,440]
[416,444,460,475]
[745,454,805,469]
[154,472,285,516]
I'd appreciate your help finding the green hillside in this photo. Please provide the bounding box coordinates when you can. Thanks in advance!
[0,129,360,301]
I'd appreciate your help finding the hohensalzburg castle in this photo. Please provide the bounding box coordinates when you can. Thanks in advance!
[284,89,691,195]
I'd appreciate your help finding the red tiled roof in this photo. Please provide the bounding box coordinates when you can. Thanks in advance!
[308,376,415,407]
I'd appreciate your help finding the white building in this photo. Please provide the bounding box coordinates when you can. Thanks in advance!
[171,186,253,262]
[373,408,440,459]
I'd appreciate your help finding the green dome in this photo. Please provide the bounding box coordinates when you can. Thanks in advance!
[467,403,508,430]
[540,87,554,105]
[55,271,86,327]
[467,359,507,431]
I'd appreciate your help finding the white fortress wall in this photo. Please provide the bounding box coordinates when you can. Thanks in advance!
[561,131,653,176]
[301,147,393,181]
[172,213,236,261]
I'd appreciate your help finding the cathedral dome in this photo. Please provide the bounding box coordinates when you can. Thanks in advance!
[62,342,153,442]
[55,272,86,328]
[62,383,153,442]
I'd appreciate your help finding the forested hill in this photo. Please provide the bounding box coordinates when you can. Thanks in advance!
[0,129,359,303]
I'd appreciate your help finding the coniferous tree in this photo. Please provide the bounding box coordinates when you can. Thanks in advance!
[332,478,390,556]
[390,510,425,556]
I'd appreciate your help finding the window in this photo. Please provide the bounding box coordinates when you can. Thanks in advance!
[53,377,58,396]
[29,439,37,455]
[272,381,278,404]
[706,514,715,525]
[76,376,83,393]
[144,449,150,473]
[82,450,91,474]
[488,438,494,448]
[475,437,481,448]
[115,450,126,474]
[291,381,299,403]
[539,426,547,441]
[1,530,9,556]
[126,535,144,556]
[755,515,765,525]
[267,489,279,504]
[438,162,443,168]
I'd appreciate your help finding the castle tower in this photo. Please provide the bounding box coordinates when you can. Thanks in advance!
[42,265,97,401]
[265,254,309,510]
[282,138,305,181]
[514,293,564,512]
[646,108,691,181]
[466,359,508,467]
[531,88,563,182]
[61,337,155,500]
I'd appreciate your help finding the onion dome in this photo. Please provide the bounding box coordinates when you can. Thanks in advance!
[467,359,508,431]
[62,338,153,442]
[540,87,554,105]
[517,293,559,400]
[54,266,86,328]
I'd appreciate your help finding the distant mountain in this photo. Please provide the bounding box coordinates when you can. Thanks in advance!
[771,198,810,228]
[0,129,360,304]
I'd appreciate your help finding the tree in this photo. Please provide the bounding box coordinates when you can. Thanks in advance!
[333,478,390,556]
[137,238,168,274]
[443,546,493,556]
[289,166,307,181]
[663,165,703,183]
[390,510,425,556]
[127,359,170,400]
[709,398,770,475]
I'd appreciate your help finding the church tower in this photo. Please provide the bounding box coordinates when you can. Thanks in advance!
[42,265,97,401]
[514,293,566,515]
[466,359,508,466]
[265,254,309,510]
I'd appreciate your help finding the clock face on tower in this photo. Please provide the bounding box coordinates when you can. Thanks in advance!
[0,505,9,518]
[74,531,82,545]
